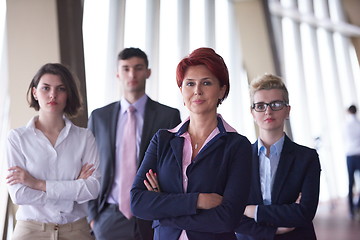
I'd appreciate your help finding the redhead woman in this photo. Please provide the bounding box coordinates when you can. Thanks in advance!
[131,48,252,240]
[6,63,100,240]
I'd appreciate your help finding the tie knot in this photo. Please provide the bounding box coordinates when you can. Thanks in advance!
[128,105,136,113]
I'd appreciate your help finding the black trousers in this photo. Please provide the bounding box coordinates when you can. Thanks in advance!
[347,155,360,215]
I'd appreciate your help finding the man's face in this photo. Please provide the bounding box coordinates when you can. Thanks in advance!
[117,57,151,95]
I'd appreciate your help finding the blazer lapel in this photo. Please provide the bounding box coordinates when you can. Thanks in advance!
[251,142,264,203]
[170,136,185,170]
[139,98,157,163]
[189,136,225,169]
[109,102,121,162]
[271,135,295,203]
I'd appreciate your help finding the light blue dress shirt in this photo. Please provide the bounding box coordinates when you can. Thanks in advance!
[258,135,285,205]
[254,135,285,222]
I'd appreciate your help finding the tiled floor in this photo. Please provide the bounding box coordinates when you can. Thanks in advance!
[314,198,360,240]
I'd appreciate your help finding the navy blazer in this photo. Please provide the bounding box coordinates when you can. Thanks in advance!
[236,135,321,240]
[87,97,181,240]
[131,118,253,240]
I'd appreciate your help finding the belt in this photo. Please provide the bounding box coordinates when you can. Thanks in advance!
[104,202,119,211]
[19,218,89,232]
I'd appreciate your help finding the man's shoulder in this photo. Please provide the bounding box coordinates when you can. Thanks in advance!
[91,101,119,115]
[146,98,179,113]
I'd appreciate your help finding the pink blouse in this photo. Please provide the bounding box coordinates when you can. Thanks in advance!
[168,115,236,240]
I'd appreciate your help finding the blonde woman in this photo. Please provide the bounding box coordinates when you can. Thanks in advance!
[236,74,321,240]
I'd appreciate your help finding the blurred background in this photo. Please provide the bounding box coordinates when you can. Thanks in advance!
[0,0,359,239]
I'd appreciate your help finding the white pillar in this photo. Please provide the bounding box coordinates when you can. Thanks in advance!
[204,0,215,48]
[329,0,359,106]
[280,0,313,146]
[315,0,347,198]
[299,0,339,201]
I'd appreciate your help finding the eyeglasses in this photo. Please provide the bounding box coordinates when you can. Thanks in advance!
[252,101,289,112]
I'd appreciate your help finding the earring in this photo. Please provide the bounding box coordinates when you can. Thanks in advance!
[34,96,38,101]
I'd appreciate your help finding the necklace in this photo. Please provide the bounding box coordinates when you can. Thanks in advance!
[194,143,198,150]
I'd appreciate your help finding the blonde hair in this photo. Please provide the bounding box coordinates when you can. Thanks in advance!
[249,73,289,104]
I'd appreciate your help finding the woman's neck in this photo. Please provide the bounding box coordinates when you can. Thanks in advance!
[187,112,218,157]
[259,130,284,149]
[188,112,218,138]
[35,112,65,145]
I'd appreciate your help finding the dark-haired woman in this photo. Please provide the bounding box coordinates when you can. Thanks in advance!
[6,63,100,240]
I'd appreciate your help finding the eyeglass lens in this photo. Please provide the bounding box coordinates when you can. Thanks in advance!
[253,101,287,112]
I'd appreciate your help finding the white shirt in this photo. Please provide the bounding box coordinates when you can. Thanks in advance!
[344,114,360,156]
[6,116,101,224]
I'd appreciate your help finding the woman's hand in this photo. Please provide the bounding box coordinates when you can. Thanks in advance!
[276,227,295,234]
[6,166,46,191]
[144,169,160,192]
[244,205,257,219]
[197,193,223,209]
[296,193,301,203]
[77,163,95,180]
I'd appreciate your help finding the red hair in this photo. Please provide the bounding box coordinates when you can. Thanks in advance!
[176,48,230,104]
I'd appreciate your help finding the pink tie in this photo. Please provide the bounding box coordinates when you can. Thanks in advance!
[119,105,137,219]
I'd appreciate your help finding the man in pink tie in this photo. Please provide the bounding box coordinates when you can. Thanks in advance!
[87,48,181,240]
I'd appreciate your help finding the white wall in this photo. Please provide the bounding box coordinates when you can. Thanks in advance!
[7,0,60,129]
[3,1,60,237]
[234,0,276,82]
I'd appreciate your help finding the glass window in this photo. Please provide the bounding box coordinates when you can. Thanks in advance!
[268,0,360,201]
[82,0,253,138]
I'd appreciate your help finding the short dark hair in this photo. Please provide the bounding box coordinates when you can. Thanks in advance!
[176,47,229,105]
[348,105,357,114]
[117,47,149,68]
[27,63,82,117]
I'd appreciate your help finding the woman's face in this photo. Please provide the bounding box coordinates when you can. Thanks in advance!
[180,65,226,115]
[32,73,68,115]
[251,89,290,133]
